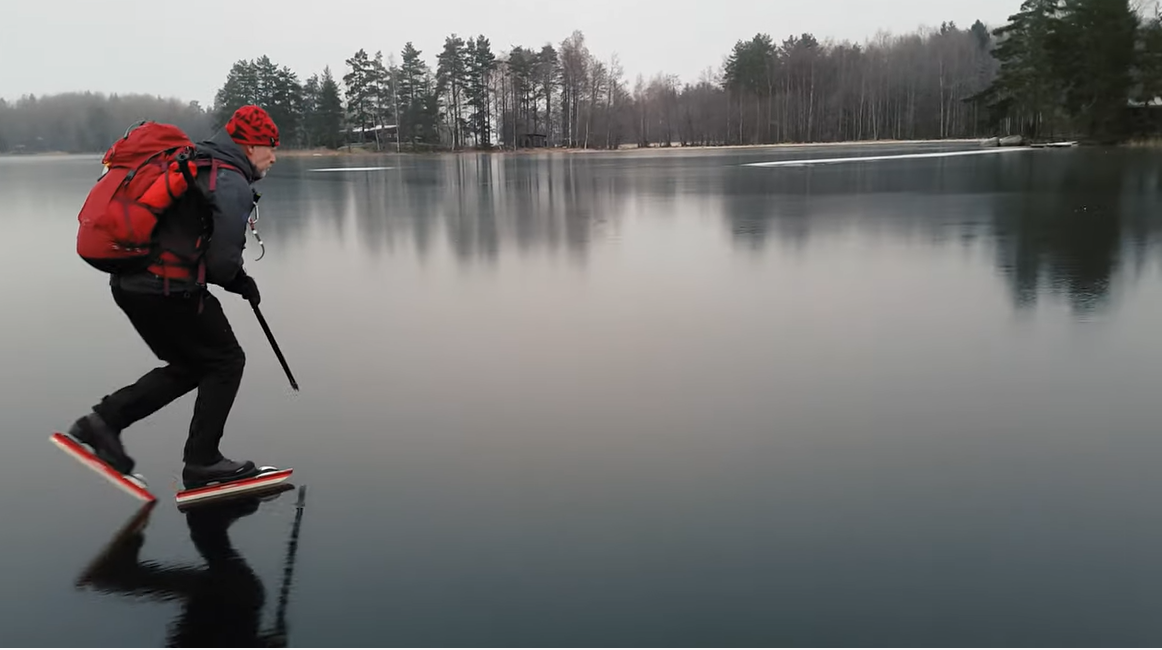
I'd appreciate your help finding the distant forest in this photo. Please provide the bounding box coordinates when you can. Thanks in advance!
[3,0,1161,154]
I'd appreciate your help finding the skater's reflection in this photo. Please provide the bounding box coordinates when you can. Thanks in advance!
[74,486,303,647]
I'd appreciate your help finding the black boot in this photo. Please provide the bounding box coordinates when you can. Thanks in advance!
[182,458,259,488]
[69,412,135,475]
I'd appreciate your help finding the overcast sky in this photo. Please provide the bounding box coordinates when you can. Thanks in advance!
[3,0,1031,106]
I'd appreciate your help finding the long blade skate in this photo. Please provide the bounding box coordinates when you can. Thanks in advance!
[175,466,294,509]
[49,432,156,503]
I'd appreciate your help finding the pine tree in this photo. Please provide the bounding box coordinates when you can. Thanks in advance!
[464,37,479,146]
[269,65,303,148]
[344,49,375,144]
[399,42,429,146]
[212,56,302,146]
[301,74,321,148]
[421,72,442,145]
[213,60,259,127]
[465,35,496,147]
[724,34,775,144]
[536,44,559,145]
[317,66,345,149]
[437,35,468,149]
[978,0,1065,138]
[1051,0,1139,140]
[370,51,396,149]
[387,58,403,151]
[508,46,535,144]
[254,56,281,108]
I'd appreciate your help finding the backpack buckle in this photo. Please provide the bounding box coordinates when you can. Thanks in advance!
[175,150,196,192]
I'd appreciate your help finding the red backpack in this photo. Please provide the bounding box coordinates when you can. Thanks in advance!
[76,121,217,275]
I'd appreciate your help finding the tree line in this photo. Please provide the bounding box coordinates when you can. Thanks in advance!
[3,0,1161,154]
[0,93,210,153]
[210,25,1007,151]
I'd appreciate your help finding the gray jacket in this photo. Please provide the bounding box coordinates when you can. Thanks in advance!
[114,128,260,295]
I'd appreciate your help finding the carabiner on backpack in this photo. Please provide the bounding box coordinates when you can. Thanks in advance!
[248,192,266,261]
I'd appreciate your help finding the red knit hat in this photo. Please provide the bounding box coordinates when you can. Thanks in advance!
[226,105,280,147]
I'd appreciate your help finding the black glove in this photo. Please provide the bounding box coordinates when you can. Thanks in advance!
[223,271,260,305]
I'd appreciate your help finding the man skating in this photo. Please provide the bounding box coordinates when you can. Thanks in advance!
[67,105,279,489]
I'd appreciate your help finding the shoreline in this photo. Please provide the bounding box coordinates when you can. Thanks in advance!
[277,138,989,158]
[2,137,1085,159]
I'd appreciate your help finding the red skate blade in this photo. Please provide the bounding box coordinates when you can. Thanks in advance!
[175,468,294,507]
[49,432,156,503]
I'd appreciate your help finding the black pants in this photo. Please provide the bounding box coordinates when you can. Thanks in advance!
[93,286,245,465]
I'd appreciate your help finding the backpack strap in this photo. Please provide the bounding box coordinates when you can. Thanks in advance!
[186,155,244,193]
[179,153,244,308]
